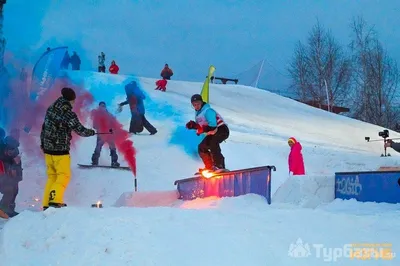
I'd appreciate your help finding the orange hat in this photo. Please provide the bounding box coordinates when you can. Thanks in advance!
[288,137,297,144]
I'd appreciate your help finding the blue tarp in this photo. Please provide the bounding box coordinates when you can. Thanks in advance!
[335,171,400,204]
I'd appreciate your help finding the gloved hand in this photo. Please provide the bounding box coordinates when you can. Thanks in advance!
[196,126,204,136]
[186,120,198,130]
[88,129,96,136]
[117,105,123,113]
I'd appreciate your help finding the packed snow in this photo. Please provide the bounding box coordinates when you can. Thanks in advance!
[1,71,400,265]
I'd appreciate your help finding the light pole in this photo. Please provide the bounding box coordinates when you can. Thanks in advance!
[323,79,330,112]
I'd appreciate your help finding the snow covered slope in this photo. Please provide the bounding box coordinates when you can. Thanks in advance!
[2,71,400,265]
[13,70,400,209]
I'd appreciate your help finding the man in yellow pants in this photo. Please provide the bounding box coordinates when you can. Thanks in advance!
[40,87,96,209]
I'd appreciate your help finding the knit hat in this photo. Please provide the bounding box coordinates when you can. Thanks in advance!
[61,87,76,101]
[191,94,203,103]
[288,137,297,144]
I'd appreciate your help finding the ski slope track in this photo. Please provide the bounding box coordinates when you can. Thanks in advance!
[1,71,400,266]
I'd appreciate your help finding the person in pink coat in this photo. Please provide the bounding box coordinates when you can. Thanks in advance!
[288,137,305,175]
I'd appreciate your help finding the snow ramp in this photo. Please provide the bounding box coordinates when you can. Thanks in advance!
[272,175,335,208]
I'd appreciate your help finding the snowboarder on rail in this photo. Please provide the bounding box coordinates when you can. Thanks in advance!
[40,87,96,210]
[185,94,229,172]
[91,101,120,167]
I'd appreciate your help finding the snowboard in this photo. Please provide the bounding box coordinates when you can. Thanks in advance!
[78,164,131,171]
[194,168,230,177]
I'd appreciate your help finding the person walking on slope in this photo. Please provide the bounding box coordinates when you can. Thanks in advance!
[91,101,120,167]
[40,87,96,210]
[288,137,305,175]
[118,81,157,135]
[186,94,229,172]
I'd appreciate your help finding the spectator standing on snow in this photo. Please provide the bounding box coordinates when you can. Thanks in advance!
[118,81,157,135]
[91,101,120,167]
[98,52,106,73]
[61,51,70,69]
[0,128,22,218]
[109,60,119,74]
[288,137,305,175]
[40,87,96,210]
[70,51,81,70]
[160,64,173,80]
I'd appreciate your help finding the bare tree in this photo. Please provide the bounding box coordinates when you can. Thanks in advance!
[288,21,352,109]
[349,16,400,129]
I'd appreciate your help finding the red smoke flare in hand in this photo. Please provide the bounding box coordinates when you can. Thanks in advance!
[91,108,137,176]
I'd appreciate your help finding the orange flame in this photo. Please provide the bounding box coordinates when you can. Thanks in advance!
[201,170,215,178]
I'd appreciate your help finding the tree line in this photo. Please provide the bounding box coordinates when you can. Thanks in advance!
[288,16,399,130]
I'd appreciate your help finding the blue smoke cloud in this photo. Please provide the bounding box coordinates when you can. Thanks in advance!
[143,87,202,161]
[66,72,202,160]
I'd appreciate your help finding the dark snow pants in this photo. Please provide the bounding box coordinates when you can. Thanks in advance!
[91,136,118,164]
[198,124,229,169]
[129,113,157,135]
[0,164,22,213]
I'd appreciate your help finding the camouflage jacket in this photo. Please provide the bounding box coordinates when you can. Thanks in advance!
[40,97,95,155]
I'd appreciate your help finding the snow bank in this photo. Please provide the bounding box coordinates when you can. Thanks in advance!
[2,199,400,266]
[272,175,335,208]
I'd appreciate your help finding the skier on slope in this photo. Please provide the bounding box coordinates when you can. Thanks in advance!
[91,101,120,167]
[185,94,229,172]
[40,87,96,210]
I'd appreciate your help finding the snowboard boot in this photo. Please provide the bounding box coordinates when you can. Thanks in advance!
[92,151,101,165]
[91,158,99,166]
[111,162,120,168]
[48,202,67,208]
[6,210,19,218]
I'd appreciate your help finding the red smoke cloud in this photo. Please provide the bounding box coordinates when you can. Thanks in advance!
[91,108,137,176]
[2,53,137,177]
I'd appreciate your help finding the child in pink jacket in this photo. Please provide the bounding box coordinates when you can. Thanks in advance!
[288,137,305,175]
